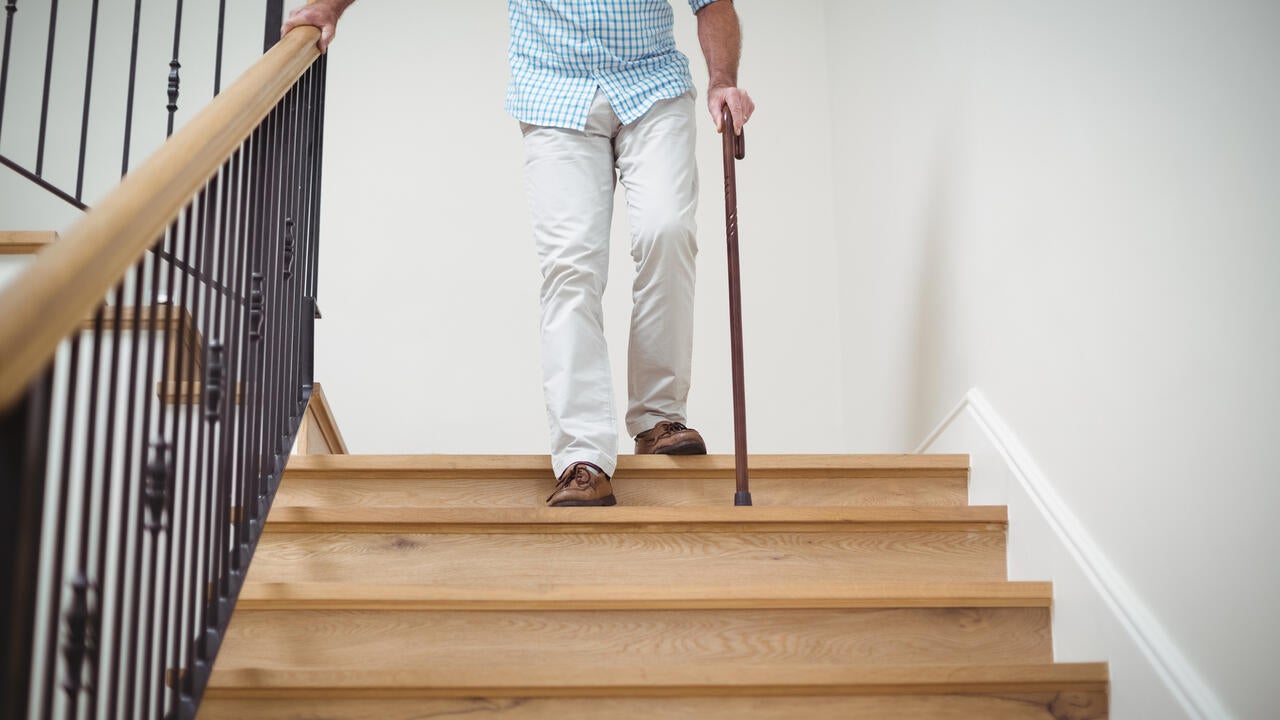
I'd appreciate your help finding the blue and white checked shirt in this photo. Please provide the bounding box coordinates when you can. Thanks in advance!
[506,0,720,130]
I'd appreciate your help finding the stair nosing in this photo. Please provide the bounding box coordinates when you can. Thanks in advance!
[0,230,58,254]
[284,453,971,480]
[260,505,1007,534]
[205,662,1109,696]
[235,580,1052,610]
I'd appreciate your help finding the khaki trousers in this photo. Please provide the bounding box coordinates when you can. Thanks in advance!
[522,89,699,477]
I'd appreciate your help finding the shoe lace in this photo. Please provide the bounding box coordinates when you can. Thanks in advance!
[547,463,596,502]
[657,421,687,437]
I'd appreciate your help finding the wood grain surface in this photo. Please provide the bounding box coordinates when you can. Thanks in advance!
[198,692,1109,720]
[215,606,1052,670]
[283,453,970,480]
[203,661,1109,695]
[0,231,58,254]
[298,383,347,454]
[208,451,1106,718]
[246,529,1007,587]
[235,580,1053,611]
[273,474,968,508]
[259,505,1007,534]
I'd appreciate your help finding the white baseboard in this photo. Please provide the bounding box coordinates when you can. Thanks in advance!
[916,388,1231,720]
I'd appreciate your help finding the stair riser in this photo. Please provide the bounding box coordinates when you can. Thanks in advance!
[199,692,1108,719]
[217,607,1051,670]
[274,476,968,508]
[248,530,1008,587]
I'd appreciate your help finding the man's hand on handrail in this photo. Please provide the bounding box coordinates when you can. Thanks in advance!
[282,0,356,53]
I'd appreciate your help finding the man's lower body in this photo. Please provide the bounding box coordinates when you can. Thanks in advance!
[521,89,705,506]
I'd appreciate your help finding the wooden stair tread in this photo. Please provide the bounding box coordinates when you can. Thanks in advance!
[217,606,1052,673]
[199,693,1105,719]
[78,305,206,383]
[248,529,1007,586]
[263,505,1007,533]
[0,230,58,254]
[274,475,968,508]
[205,661,1109,696]
[284,453,970,479]
[236,580,1052,610]
[216,450,1105,715]
[79,303,199,336]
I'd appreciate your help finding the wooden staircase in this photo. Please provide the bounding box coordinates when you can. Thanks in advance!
[0,230,58,254]
[199,454,1109,719]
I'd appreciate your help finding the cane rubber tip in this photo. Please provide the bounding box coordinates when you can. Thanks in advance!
[734,491,753,507]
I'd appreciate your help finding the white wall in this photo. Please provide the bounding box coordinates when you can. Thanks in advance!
[312,0,847,456]
[824,1,1279,717]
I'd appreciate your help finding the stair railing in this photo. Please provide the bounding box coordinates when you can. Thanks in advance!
[0,0,284,210]
[0,23,325,720]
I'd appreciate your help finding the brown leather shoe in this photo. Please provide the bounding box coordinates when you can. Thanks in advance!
[546,462,616,507]
[634,421,707,455]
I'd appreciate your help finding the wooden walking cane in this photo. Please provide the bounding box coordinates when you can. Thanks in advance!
[721,106,751,507]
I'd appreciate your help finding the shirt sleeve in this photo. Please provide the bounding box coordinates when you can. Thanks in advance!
[688,0,721,13]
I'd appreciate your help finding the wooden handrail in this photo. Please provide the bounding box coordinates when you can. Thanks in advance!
[0,27,321,411]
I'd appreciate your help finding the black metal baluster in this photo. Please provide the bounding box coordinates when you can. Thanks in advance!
[35,0,58,176]
[166,0,186,137]
[271,87,286,467]
[63,303,108,718]
[225,145,246,551]
[255,109,275,504]
[309,55,328,301]
[138,431,170,717]
[154,204,196,718]
[88,279,126,720]
[0,0,20,142]
[61,575,91,719]
[172,180,212,714]
[266,97,288,484]
[217,146,246,615]
[263,0,283,53]
[134,222,178,720]
[191,181,225,706]
[247,110,275,517]
[75,0,101,201]
[281,82,301,442]
[201,160,234,674]
[120,0,142,176]
[0,367,53,720]
[235,131,261,560]
[39,334,80,719]
[294,75,311,411]
[279,87,298,455]
[258,106,278,508]
[294,67,314,305]
[227,136,254,583]
[148,223,184,720]
[303,61,321,386]
[187,168,225,713]
[243,130,263,527]
[293,67,316,360]
[214,0,227,95]
[110,251,149,720]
